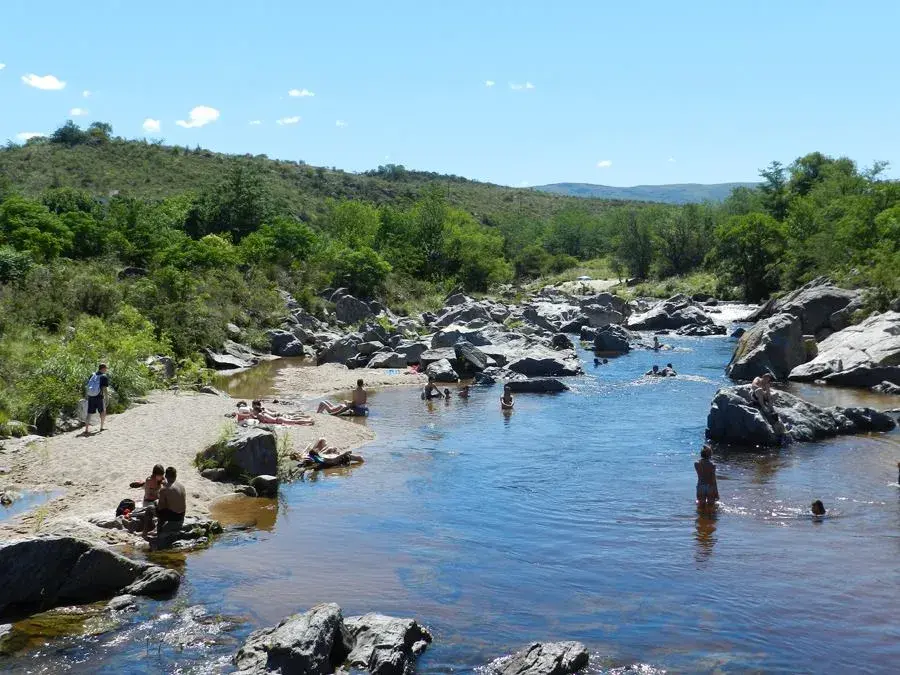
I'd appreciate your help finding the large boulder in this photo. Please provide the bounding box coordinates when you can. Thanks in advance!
[432,303,493,328]
[490,641,589,675]
[788,311,900,386]
[579,292,627,314]
[344,613,433,675]
[445,292,472,307]
[677,323,727,337]
[0,537,180,620]
[200,428,278,478]
[550,333,574,351]
[505,378,569,393]
[431,324,491,349]
[705,385,896,447]
[744,277,861,335]
[455,341,490,371]
[593,324,633,354]
[627,294,715,331]
[522,303,581,332]
[234,603,350,675]
[395,341,429,365]
[726,313,805,381]
[419,348,458,370]
[204,349,252,370]
[367,352,408,369]
[317,335,363,365]
[426,359,460,383]
[267,329,305,357]
[335,295,374,325]
[507,347,581,377]
[582,304,624,328]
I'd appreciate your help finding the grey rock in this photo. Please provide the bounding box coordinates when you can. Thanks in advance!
[490,306,512,323]
[426,359,460,383]
[367,352,408,369]
[335,295,374,325]
[507,348,581,377]
[357,341,386,356]
[145,355,176,379]
[200,467,228,482]
[345,613,433,675]
[395,341,429,365]
[505,378,569,393]
[492,641,589,675]
[250,475,279,498]
[550,333,574,351]
[224,340,265,363]
[362,323,390,344]
[432,304,493,328]
[234,485,258,498]
[579,325,598,342]
[582,304,624,328]
[676,323,727,337]
[234,603,350,675]
[726,313,805,381]
[204,349,252,370]
[0,537,180,619]
[106,594,138,612]
[788,311,900,386]
[317,335,363,365]
[454,341,490,371]
[593,324,633,354]
[706,385,896,447]
[199,428,277,478]
[199,385,227,397]
[479,345,511,367]
[267,329,305,357]
[419,348,458,370]
[730,327,746,339]
[872,381,900,395]
[445,293,472,306]
[579,292,627,314]
[226,322,243,337]
[559,317,587,333]
[627,294,715,331]
[431,324,491,349]
[744,277,860,334]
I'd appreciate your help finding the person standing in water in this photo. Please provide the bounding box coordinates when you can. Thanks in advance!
[695,446,719,509]
[500,384,514,409]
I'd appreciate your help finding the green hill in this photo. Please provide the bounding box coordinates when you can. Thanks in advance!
[0,138,634,221]
[532,182,757,204]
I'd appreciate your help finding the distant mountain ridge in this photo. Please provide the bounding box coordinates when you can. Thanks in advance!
[531,181,757,204]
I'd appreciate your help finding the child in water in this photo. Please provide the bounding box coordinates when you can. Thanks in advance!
[811,500,826,517]
[694,446,719,508]
[500,385,514,409]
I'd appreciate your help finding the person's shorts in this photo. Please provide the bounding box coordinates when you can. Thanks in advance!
[696,483,712,499]
[157,508,184,525]
[351,405,369,416]
[87,395,105,414]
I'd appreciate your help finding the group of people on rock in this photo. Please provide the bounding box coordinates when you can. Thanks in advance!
[127,464,187,537]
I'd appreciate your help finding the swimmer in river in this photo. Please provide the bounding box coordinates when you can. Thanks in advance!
[500,384,514,409]
[645,364,663,377]
[811,500,826,517]
[662,362,677,377]
[694,445,719,509]
[458,385,470,399]
[422,376,444,399]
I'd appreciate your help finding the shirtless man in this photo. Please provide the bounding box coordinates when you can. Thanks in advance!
[317,379,369,416]
[155,466,186,531]
[422,376,445,399]
[694,446,719,509]
[751,373,775,412]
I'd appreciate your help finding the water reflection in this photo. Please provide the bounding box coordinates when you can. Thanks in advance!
[694,508,718,565]
[212,357,312,400]
[210,494,280,531]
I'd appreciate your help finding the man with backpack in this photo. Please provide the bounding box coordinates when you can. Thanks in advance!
[84,363,109,435]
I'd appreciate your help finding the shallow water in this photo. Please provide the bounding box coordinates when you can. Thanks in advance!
[4,333,900,673]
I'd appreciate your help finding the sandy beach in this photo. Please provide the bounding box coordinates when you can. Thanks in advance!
[0,363,424,545]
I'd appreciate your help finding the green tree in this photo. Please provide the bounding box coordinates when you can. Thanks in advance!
[0,196,73,260]
[240,217,316,266]
[615,210,654,279]
[61,211,106,258]
[443,210,513,291]
[50,121,89,147]
[42,187,98,216]
[185,163,276,241]
[759,161,790,221]
[411,186,447,277]
[331,246,391,297]
[712,213,785,301]
[326,200,380,249]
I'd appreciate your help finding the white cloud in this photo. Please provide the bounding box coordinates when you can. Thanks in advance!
[335,119,347,128]
[509,81,535,91]
[175,105,220,128]
[485,80,495,87]
[69,107,88,116]
[276,116,301,125]
[16,131,46,141]
[288,88,315,97]
[142,118,161,133]
[21,73,66,90]
[82,90,91,98]
[596,160,613,169]
[248,120,262,126]
[667,156,676,163]
[0,64,6,71]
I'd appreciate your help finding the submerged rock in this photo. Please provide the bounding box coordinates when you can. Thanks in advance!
[490,641,589,675]
[504,378,569,393]
[249,475,279,498]
[0,537,180,620]
[676,323,726,337]
[705,385,896,447]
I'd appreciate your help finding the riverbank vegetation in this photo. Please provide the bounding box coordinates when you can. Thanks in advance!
[0,121,897,428]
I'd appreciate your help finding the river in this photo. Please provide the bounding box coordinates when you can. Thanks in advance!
[2,328,899,673]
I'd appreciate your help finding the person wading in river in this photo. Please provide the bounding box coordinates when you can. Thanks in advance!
[695,445,719,509]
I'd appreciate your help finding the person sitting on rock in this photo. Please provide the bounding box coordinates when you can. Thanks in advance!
[128,463,166,536]
[645,365,663,377]
[811,500,826,517]
[500,385,514,409]
[751,373,775,412]
[694,446,719,509]
[662,363,677,377]
[422,376,445,400]
[155,466,186,532]
[317,379,369,416]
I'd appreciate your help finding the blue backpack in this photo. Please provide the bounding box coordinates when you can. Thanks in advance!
[86,373,103,397]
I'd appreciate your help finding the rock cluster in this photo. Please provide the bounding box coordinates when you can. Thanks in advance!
[706,385,895,447]
[0,536,180,620]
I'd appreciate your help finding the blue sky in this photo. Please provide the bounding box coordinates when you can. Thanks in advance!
[2,1,898,187]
